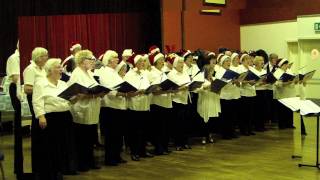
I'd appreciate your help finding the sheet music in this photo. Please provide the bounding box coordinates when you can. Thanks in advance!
[278,97,320,115]
[300,100,320,116]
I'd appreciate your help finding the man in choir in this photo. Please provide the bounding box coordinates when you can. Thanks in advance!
[124,54,153,161]
[98,50,128,166]
[23,47,48,172]
[68,49,102,171]
[5,40,20,95]
[32,58,77,178]
[265,53,278,124]
[62,42,82,74]
[167,56,192,150]
[148,52,172,155]
[253,56,268,131]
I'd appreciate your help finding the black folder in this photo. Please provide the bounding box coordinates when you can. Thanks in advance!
[211,79,229,93]
[159,79,180,91]
[280,73,296,82]
[245,70,261,81]
[114,81,138,93]
[188,81,204,91]
[58,83,111,100]
[299,70,316,81]
[61,72,70,82]
[145,84,161,94]
[88,85,111,94]
[265,73,277,84]
[222,69,240,80]
[58,83,88,100]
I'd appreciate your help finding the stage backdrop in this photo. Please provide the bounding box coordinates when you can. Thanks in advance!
[18,13,155,74]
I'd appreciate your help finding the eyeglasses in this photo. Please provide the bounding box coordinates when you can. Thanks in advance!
[84,57,96,61]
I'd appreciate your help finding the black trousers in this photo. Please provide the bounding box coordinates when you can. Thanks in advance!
[264,90,276,123]
[220,99,238,138]
[27,94,41,173]
[254,90,268,131]
[150,105,171,153]
[100,107,124,163]
[73,123,97,170]
[35,112,69,180]
[127,110,146,156]
[239,96,255,134]
[172,102,189,147]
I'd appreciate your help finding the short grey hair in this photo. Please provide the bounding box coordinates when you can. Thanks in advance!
[74,49,94,66]
[31,47,48,63]
[44,58,61,74]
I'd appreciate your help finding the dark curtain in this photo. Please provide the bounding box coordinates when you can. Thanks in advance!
[0,0,161,75]
[19,13,149,73]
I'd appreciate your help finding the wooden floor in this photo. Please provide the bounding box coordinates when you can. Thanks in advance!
[1,123,320,180]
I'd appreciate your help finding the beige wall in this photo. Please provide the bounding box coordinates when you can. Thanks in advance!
[240,20,298,58]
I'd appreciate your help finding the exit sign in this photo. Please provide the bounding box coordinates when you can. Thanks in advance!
[315,22,320,32]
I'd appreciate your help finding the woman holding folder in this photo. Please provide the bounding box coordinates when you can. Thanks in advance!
[97,50,127,165]
[148,52,172,155]
[253,56,268,131]
[32,58,77,179]
[197,63,221,144]
[124,54,152,161]
[68,50,102,171]
[215,55,241,139]
[273,58,297,129]
[167,56,192,150]
[238,54,256,136]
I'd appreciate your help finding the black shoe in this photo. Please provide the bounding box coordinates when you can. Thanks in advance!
[241,132,250,136]
[249,132,256,135]
[183,145,192,149]
[176,146,183,151]
[131,155,140,161]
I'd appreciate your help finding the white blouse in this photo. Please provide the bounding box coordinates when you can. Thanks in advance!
[167,68,191,105]
[124,69,151,111]
[239,65,256,97]
[23,61,46,86]
[252,68,268,91]
[68,67,101,125]
[197,79,221,122]
[32,78,71,118]
[148,66,172,108]
[273,68,296,99]
[97,66,127,110]
[215,67,240,100]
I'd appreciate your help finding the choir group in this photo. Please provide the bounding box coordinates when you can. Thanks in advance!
[5,42,310,179]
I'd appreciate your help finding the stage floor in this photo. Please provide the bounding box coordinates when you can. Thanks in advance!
[1,122,320,180]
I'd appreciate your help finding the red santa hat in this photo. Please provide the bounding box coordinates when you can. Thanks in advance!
[70,42,81,51]
[149,52,164,65]
[149,45,160,55]
[127,54,143,66]
[181,49,192,59]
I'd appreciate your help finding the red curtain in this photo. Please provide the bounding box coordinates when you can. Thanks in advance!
[18,13,145,76]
